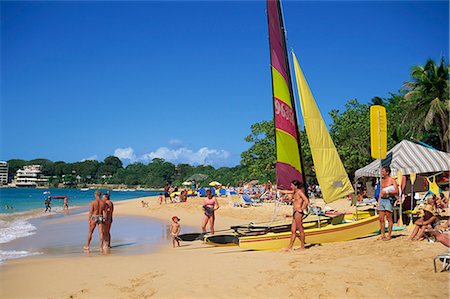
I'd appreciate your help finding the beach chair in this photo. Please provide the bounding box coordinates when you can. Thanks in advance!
[198,188,206,197]
[433,250,450,273]
[241,193,262,206]
[219,188,226,197]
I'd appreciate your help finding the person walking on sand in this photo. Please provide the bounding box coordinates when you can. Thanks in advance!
[44,196,52,212]
[278,180,309,251]
[377,166,399,241]
[84,190,106,251]
[164,183,171,204]
[103,192,114,249]
[63,196,69,210]
[201,189,219,234]
[171,216,181,247]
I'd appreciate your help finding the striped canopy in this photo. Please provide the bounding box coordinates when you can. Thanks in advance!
[355,140,450,179]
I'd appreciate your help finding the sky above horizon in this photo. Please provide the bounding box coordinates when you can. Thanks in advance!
[1,0,449,167]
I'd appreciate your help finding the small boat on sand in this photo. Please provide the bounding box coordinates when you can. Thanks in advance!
[238,215,379,251]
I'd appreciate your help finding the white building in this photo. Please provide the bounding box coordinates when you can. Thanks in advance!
[0,161,8,185]
[14,165,48,187]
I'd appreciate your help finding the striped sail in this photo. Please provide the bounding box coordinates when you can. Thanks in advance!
[292,53,354,203]
[267,0,306,190]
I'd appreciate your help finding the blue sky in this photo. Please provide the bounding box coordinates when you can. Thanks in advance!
[1,0,448,167]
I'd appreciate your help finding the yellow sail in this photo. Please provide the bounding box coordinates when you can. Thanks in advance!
[292,52,354,203]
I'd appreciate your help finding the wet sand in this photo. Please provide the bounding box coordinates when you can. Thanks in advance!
[1,195,448,299]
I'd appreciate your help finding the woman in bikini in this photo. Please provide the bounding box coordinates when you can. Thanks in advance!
[278,180,309,251]
[103,193,114,249]
[201,189,219,234]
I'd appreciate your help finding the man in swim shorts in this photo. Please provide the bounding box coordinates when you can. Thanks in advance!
[84,190,106,251]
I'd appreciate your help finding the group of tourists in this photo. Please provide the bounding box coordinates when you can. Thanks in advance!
[83,190,114,252]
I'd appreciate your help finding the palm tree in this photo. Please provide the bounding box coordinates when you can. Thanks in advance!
[402,58,449,151]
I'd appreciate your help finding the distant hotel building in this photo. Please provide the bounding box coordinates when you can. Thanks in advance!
[0,161,8,185]
[14,165,48,187]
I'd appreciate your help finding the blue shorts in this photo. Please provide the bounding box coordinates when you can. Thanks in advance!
[379,198,393,212]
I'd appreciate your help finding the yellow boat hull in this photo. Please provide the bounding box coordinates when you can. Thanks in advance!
[343,209,376,221]
[238,215,379,250]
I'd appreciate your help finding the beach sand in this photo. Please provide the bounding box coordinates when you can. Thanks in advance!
[1,195,448,299]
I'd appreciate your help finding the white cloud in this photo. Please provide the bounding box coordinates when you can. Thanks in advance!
[81,155,98,162]
[168,138,183,147]
[114,147,136,162]
[113,145,230,167]
[141,146,230,166]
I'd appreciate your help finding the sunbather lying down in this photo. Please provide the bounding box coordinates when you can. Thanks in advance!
[425,229,450,247]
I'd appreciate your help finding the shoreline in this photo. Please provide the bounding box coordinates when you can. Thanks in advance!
[1,195,448,298]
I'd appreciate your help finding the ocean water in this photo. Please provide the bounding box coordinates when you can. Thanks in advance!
[0,188,161,263]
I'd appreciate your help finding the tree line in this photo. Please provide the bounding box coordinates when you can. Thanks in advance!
[6,58,448,188]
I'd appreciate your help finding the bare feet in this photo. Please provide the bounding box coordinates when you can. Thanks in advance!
[377,236,386,240]
[382,236,391,241]
[83,246,89,251]
[283,248,293,252]
[294,247,306,251]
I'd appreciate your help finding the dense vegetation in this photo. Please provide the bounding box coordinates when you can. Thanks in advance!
[6,58,448,187]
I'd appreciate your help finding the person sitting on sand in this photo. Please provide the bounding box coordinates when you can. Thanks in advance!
[408,204,438,241]
[202,189,219,234]
[171,216,181,247]
[103,192,114,249]
[437,193,448,209]
[277,179,309,251]
[377,166,399,241]
[84,190,107,251]
[141,200,149,207]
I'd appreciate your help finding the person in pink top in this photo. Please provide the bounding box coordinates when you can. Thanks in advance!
[201,189,220,234]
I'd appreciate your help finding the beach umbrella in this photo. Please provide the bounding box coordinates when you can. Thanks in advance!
[182,181,192,186]
[209,181,221,187]
[249,180,259,185]
[187,173,208,181]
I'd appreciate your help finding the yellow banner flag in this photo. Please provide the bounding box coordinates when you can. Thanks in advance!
[370,105,387,159]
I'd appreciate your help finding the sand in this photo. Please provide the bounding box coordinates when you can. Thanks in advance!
[1,195,448,299]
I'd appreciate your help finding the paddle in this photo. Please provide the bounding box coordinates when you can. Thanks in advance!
[396,170,403,226]
[409,173,417,227]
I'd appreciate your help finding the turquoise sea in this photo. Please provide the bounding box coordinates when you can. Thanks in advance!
[0,188,160,213]
[0,188,167,263]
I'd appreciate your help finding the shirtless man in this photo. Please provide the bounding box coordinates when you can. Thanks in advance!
[378,166,399,241]
[171,216,181,248]
[84,190,106,251]
[103,193,114,249]
[278,179,309,251]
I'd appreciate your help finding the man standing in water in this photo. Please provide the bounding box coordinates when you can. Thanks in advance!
[278,180,309,251]
[84,190,106,251]
[103,192,114,249]
[378,166,399,241]
[44,196,51,212]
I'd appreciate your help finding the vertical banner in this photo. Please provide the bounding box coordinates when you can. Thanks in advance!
[370,105,387,160]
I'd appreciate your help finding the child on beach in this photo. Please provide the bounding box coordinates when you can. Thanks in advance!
[171,216,181,248]
[159,193,163,205]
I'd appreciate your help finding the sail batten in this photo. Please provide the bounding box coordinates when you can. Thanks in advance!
[267,0,306,190]
[292,53,354,203]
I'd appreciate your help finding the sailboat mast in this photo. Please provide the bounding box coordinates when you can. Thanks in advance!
[276,1,309,193]
[267,0,307,193]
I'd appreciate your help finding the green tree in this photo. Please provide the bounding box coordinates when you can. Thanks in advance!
[329,99,372,178]
[104,156,123,170]
[6,159,27,182]
[240,119,276,182]
[402,58,449,151]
